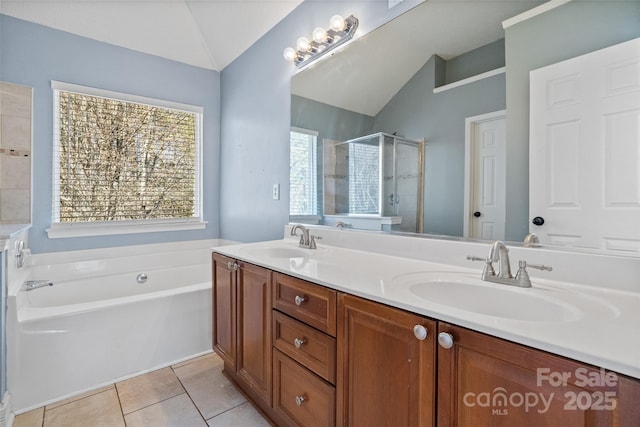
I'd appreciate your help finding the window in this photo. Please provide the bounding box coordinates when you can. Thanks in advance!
[289,128,318,216]
[50,81,204,237]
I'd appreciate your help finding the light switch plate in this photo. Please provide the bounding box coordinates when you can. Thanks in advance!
[273,184,280,200]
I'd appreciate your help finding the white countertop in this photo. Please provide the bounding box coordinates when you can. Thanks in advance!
[213,236,640,380]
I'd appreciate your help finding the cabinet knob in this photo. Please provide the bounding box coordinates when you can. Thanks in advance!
[295,394,306,406]
[226,261,238,271]
[293,338,306,349]
[438,332,454,349]
[294,295,307,306]
[413,325,428,341]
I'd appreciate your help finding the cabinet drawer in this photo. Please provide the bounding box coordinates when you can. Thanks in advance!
[273,311,336,384]
[273,349,336,427]
[273,273,337,336]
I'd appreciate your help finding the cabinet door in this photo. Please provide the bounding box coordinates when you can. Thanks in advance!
[212,253,236,370]
[337,294,436,427]
[236,261,273,406]
[438,322,640,426]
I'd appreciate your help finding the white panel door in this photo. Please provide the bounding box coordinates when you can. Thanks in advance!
[469,115,506,240]
[530,38,640,252]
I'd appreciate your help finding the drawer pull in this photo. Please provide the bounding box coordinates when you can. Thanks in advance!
[295,394,307,406]
[293,338,306,349]
[294,295,307,306]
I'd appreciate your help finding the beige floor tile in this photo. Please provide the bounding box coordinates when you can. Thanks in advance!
[43,388,124,427]
[124,393,207,427]
[46,384,115,410]
[116,367,184,414]
[13,407,44,427]
[173,352,246,419]
[207,402,271,427]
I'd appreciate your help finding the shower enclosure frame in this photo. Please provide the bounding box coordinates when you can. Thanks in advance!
[324,132,424,233]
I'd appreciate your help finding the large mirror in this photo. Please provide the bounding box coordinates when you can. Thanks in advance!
[289,0,640,255]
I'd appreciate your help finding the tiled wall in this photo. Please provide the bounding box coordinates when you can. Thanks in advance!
[0,82,32,224]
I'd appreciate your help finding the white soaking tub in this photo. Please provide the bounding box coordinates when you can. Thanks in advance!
[7,239,228,412]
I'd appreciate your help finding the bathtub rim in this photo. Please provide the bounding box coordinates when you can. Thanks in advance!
[9,238,237,297]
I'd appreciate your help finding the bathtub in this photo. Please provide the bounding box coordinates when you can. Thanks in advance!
[7,239,230,412]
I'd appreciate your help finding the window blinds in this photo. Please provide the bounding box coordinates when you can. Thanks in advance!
[52,83,202,223]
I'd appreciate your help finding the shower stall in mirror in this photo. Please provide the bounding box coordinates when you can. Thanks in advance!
[323,132,424,232]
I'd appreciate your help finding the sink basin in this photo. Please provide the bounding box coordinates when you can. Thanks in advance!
[394,272,583,322]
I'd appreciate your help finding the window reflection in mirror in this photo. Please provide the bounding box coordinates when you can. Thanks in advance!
[289,127,319,219]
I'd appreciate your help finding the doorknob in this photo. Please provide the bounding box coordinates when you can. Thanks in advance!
[532,216,545,226]
[473,211,481,218]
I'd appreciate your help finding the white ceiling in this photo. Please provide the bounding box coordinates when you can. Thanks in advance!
[0,0,303,71]
[292,0,544,116]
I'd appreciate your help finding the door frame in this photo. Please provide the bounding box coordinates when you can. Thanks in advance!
[463,110,506,238]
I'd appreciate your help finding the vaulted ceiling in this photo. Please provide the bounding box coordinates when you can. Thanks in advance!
[0,0,304,71]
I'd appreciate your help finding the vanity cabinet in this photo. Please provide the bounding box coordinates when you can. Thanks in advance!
[213,256,640,427]
[336,293,436,427]
[437,322,640,426]
[212,254,273,409]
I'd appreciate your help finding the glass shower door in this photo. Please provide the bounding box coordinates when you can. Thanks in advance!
[391,141,423,233]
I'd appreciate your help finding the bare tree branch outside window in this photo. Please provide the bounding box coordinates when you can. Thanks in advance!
[57,91,198,222]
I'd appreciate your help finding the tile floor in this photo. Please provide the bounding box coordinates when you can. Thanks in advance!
[13,352,272,427]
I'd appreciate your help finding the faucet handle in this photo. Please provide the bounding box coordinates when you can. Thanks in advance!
[521,260,552,272]
[309,235,321,249]
[467,256,495,278]
[515,260,552,288]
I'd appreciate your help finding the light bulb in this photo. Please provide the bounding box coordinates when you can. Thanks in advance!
[283,47,297,62]
[296,36,311,52]
[312,27,328,43]
[329,15,346,31]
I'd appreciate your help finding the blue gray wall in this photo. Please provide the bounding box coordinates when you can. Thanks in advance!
[504,0,640,241]
[291,95,374,143]
[219,0,422,243]
[0,15,220,253]
[373,49,506,237]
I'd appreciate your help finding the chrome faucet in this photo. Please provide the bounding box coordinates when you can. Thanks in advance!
[467,240,552,288]
[290,224,320,249]
[523,233,540,247]
[23,280,53,291]
[489,240,512,280]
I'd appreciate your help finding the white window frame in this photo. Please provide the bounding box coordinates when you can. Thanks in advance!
[47,81,206,238]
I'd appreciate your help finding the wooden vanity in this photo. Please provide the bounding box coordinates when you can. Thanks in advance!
[212,253,640,426]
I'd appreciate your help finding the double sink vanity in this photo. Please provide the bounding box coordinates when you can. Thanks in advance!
[212,225,640,426]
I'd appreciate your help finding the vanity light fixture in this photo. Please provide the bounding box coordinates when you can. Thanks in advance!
[283,14,359,69]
